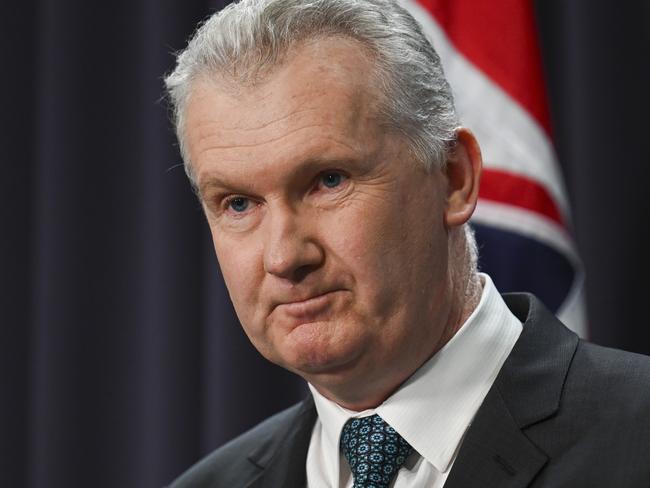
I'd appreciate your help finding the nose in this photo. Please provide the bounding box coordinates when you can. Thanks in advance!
[263,206,324,282]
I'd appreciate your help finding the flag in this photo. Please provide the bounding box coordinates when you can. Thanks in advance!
[402,0,587,336]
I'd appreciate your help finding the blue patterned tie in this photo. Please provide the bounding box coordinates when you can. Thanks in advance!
[340,414,414,488]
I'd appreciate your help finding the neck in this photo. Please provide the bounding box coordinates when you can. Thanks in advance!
[441,225,483,347]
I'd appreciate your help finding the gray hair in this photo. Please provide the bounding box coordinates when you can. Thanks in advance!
[164,0,459,182]
[164,0,479,278]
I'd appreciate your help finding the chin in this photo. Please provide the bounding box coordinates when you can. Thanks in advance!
[278,324,366,378]
[282,346,354,377]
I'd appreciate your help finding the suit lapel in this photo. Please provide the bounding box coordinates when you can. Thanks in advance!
[446,293,579,488]
[444,386,548,488]
[245,396,317,488]
[241,294,579,488]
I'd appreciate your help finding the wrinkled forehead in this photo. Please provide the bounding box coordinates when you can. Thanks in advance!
[188,36,384,121]
[183,36,389,160]
[181,36,412,193]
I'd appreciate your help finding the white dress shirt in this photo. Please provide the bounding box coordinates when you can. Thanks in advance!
[305,273,522,487]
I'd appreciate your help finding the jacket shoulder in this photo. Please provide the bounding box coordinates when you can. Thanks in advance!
[168,401,306,488]
[527,339,650,485]
[568,339,650,410]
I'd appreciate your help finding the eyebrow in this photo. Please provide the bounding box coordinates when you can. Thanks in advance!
[196,156,366,198]
[197,179,239,200]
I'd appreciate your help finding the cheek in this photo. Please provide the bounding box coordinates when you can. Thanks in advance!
[324,203,411,307]
[328,189,446,304]
[212,232,264,325]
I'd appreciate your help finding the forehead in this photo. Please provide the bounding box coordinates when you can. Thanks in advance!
[183,37,388,185]
[195,34,382,114]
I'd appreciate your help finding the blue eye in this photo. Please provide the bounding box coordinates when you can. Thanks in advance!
[321,172,345,189]
[229,197,249,213]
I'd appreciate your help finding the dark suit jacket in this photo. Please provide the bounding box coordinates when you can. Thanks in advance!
[170,294,650,487]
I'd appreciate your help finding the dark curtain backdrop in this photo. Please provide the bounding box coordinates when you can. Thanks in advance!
[2,1,648,487]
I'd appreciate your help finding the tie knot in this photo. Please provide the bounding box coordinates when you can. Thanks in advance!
[340,414,414,488]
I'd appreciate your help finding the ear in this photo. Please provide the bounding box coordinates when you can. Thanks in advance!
[444,127,482,228]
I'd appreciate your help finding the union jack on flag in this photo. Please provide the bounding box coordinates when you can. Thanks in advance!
[402,0,587,336]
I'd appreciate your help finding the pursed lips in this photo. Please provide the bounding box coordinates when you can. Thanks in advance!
[271,290,345,320]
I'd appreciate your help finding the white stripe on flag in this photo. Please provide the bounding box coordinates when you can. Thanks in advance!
[402,0,571,222]
[474,201,587,337]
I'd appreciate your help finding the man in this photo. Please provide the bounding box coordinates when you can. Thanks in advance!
[165,0,650,486]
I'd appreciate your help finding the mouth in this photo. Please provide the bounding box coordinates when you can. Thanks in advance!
[273,290,344,321]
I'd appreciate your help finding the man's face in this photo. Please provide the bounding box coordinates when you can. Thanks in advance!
[184,38,456,406]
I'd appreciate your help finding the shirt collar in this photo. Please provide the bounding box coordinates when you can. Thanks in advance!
[309,273,522,475]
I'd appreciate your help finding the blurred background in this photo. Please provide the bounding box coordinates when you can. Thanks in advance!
[2,0,648,487]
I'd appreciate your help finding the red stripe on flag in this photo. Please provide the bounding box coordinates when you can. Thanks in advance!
[479,168,564,227]
[417,0,552,135]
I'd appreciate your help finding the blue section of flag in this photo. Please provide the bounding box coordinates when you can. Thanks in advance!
[472,223,574,313]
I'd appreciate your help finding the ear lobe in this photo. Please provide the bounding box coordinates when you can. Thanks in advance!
[444,127,482,228]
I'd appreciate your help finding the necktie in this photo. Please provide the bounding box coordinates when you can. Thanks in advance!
[340,414,414,488]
